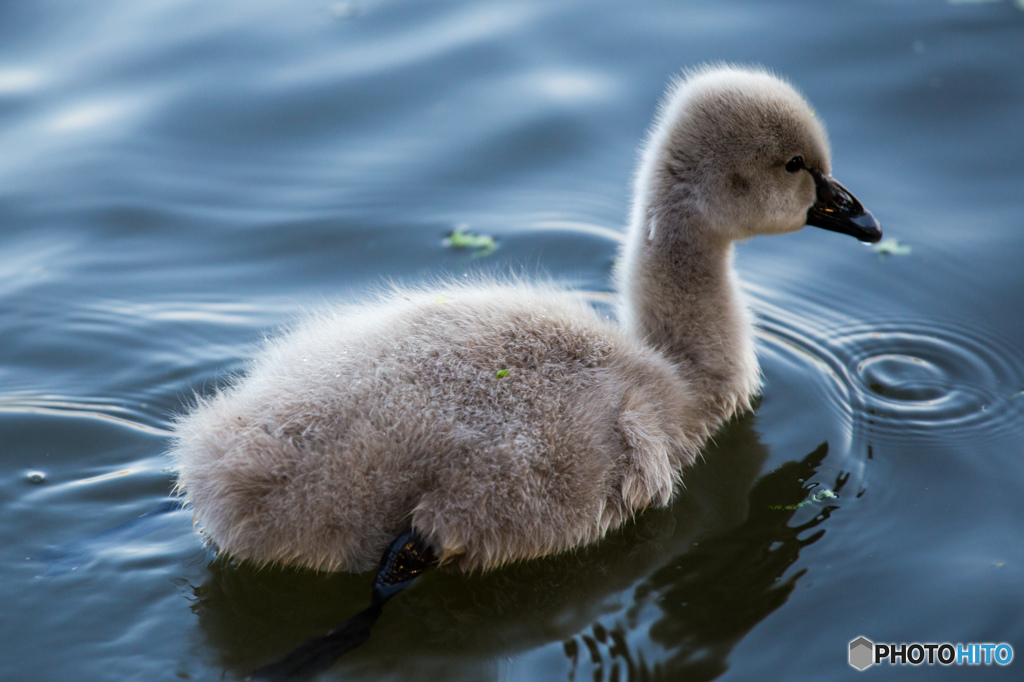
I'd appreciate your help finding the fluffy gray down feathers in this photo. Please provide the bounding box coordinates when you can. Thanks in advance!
[173,283,706,572]
[170,64,836,573]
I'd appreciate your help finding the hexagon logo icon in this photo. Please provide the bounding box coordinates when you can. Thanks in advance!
[849,636,874,671]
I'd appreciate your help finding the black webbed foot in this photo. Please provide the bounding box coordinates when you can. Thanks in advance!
[372,528,438,603]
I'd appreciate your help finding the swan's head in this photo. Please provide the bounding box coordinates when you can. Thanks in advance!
[635,65,881,244]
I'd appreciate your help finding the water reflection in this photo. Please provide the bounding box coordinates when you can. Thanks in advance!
[564,433,847,681]
[0,67,44,94]
[184,412,849,680]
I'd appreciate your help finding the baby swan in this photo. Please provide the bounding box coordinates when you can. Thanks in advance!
[172,65,880,575]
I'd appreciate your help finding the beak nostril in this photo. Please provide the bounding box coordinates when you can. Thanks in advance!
[834,186,855,211]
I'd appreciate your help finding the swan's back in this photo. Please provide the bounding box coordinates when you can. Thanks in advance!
[173,281,701,572]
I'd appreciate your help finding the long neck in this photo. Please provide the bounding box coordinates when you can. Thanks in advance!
[615,210,760,424]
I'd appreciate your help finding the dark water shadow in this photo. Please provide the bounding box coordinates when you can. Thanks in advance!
[564,438,844,681]
[184,411,844,680]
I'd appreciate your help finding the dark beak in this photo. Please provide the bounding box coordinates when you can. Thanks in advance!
[806,170,882,243]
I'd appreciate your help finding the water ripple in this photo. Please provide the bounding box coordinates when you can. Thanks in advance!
[0,395,171,436]
[831,320,1024,440]
[753,290,1024,443]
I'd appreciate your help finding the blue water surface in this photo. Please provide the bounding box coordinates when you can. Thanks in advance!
[1,0,1023,680]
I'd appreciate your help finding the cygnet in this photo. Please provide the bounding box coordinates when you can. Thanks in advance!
[172,64,881,576]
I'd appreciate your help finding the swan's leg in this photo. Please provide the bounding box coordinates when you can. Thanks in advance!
[248,529,436,682]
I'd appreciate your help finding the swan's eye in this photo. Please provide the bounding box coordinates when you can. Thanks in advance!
[785,156,804,173]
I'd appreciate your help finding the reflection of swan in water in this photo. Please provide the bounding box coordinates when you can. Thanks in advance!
[570,440,846,681]
[167,65,878,679]
[190,413,847,680]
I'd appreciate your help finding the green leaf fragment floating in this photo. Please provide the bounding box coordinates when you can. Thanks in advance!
[496,369,509,378]
[873,238,912,257]
[769,488,837,510]
[444,225,496,255]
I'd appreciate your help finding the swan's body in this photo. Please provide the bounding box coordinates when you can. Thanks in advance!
[177,283,701,572]
[172,65,880,573]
